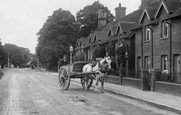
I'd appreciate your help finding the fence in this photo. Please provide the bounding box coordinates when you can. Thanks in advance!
[107,68,141,79]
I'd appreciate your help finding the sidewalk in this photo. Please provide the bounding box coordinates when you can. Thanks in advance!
[46,71,181,114]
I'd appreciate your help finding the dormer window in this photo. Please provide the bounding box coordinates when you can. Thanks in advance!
[145,26,151,42]
[161,20,169,38]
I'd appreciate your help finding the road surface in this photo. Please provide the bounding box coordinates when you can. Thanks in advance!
[0,68,179,115]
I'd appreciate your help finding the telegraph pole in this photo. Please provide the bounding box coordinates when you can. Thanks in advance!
[8,53,10,68]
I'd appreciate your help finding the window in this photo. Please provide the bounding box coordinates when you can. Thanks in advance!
[161,21,169,38]
[161,55,168,71]
[145,56,150,69]
[145,26,151,41]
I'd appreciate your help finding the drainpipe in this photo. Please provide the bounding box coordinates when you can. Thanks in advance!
[148,26,153,68]
[166,20,172,78]
[141,28,144,68]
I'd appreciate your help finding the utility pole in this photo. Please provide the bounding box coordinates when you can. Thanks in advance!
[37,57,39,69]
[8,53,10,68]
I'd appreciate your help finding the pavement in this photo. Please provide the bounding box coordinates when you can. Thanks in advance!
[43,70,181,114]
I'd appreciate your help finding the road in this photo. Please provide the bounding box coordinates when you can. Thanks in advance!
[0,68,179,115]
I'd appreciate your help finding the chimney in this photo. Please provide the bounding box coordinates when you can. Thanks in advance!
[98,10,106,28]
[115,3,126,21]
[140,0,159,9]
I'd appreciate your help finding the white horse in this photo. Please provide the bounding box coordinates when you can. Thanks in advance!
[82,57,112,92]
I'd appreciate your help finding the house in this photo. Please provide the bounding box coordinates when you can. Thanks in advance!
[134,0,181,83]
[74,2,143,76]
[75,3,133,63]
[74,0,181,95]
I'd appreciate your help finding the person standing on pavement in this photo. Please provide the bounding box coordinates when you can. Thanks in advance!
[62,55,69,65]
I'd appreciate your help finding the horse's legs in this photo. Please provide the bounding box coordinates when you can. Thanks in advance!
[85,75,88,89]
[94,75,99,92]
[100,74,105,93]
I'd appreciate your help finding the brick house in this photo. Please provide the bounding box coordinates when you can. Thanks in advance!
[75,3,137,71]
[75,0,181,82]
[134,0,181,83]
[74,0,181,95]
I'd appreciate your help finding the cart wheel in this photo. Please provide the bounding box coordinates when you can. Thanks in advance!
[58,68,70,90]
[81,75,93,89]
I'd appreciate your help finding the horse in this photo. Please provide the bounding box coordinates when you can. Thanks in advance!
[82,57,112,93]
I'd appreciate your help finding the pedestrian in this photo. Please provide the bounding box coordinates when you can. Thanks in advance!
[110,56,117,71]
[62,55,69,65]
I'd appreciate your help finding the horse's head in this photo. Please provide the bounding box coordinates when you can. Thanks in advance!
[104,56,112,70]
[99,57,112,73]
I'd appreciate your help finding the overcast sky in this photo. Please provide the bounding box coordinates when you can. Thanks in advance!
[0,0,141,53]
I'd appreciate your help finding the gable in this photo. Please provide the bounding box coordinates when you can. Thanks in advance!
[155,1,170,18]
[88,37,91,43]
[115,24,123,35]
[139,9,151,23]
[107,27,113,37]
[93,36,97,43]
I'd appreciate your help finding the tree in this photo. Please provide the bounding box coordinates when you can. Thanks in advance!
[76,1,114,37]
[4,43,31,67]
[92,45,105,60]
[36,9,79,67]
[0,40,6,65]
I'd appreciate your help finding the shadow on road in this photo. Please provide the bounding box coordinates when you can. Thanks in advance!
[64,88,97,94]
[0,71,4,80]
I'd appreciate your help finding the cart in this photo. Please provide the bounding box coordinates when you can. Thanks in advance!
[58,61,98,90]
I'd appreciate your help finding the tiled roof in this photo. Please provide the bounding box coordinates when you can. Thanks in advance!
[168,7,181,19]
[95,32,109,45]
[119,9,144,24]
[150,0,162,10]
[164,0,181,13]
[133,0,181,30]
[146,7,157,19]
[83,33,94,48]
[120,31,134,39]
[119,22,135,32]
[77,0,181,50]
[81,7,144,48]
[95,21,119,32]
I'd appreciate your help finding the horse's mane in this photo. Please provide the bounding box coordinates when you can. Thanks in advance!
[83,57,111,73]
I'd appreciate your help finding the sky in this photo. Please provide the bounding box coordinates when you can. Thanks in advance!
[0,0,141,53]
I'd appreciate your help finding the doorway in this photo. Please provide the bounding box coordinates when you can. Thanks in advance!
[137,57,141,78]
[173,55,181,83]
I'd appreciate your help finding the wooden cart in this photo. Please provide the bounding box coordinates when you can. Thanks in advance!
[58,61,98,90]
